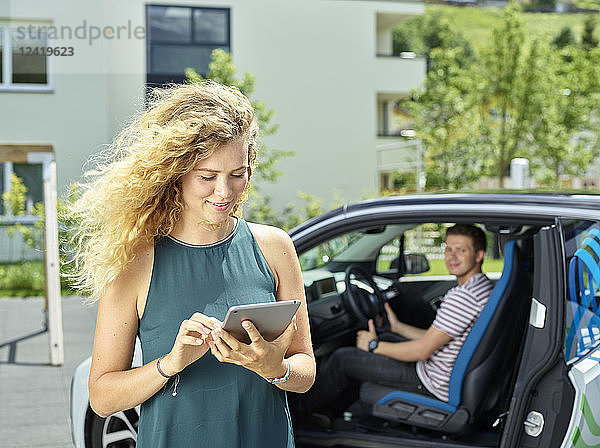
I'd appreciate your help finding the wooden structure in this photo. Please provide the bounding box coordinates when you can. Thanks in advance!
[0,144,63,366]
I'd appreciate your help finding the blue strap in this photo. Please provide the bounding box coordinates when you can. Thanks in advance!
[566,257,584,359]
[583,264,597,347]
[584,231,600,321]
[575,249,600,311]
[583,237,600,265]
[584,263,597,316]
[566,247,600,359]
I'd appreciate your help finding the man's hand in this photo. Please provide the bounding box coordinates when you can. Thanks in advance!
[384,303,428,340]
[384,302,402,335]
[356,319,377,352]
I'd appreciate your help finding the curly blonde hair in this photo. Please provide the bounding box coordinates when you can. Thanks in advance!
[68,81,259,303]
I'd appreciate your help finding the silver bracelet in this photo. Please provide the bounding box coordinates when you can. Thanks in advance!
[156,356,172,379]
[156,356,180,396]
[265,359,291,384]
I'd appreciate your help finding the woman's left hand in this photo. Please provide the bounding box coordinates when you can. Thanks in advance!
[208,316,297,379]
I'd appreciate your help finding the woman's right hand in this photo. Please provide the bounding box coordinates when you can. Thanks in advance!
[159,312,221,376]
[384,302,402,335]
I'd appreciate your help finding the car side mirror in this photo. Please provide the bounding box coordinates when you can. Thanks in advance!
[402,253,430,275]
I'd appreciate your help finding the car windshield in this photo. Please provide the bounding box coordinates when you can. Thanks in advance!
[298,224,415,271]
[298,232,364,270]
[298,222,504,277]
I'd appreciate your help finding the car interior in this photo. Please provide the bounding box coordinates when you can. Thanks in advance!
[292,221,538,446]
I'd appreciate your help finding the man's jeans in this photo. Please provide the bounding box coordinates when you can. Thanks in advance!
[302,333,433,415]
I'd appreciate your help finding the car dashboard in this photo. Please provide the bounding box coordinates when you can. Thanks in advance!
[302,268,395,351]
[303,269,394,303]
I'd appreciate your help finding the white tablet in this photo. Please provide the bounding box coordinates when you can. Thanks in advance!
[222,300,301,343]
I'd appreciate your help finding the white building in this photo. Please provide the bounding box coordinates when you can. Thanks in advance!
[0,0,425,259]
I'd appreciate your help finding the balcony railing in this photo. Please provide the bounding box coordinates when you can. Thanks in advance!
[375,52,419,59]
[376,137,425,192]
[373,55,425,93]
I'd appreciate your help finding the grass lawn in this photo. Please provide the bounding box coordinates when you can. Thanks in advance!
[427,4,599,55]
[408,257,504,276]
[573,0,600,9]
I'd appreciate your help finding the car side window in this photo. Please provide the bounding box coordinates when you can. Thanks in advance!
[376,224,444,275]
[375,223,504,277]
[375,236,402,273]
[562,219,600,363]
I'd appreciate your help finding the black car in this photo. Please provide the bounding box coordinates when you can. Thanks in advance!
[72,193,600,448]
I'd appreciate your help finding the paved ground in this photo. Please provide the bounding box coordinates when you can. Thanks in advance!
[0,296,97,448]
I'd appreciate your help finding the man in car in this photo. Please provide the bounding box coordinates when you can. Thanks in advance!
[296,224,494,424]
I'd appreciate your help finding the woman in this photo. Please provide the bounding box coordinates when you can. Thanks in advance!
[70,81,315,447]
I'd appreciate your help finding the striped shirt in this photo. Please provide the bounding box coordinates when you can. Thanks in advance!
[416,273,495,401]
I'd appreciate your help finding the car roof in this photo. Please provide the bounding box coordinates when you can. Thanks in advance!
[289,193,600,240]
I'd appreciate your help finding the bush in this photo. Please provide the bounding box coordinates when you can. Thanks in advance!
[0,261,44,297]
[553,26,576,48]
[582,15,599,49]
[1,174,80,296]
[0,261,76,298]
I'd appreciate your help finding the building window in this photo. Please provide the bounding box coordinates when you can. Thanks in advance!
[0,23,52,91]
[0,162,43,215]
[146,5,230,87]
[0,164,4,215]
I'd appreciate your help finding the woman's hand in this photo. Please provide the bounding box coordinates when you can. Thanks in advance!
[384,302,402,335]
[208,316,297,379]
[159,312,220,376]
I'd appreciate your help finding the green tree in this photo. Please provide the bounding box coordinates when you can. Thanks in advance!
[475,4,600,187]
[185,49,291,184]
[392,25,423,54]
[582,15,599,50]
[1,174,79,294]
[477,2,534,186]
[475,6,599,187]
[240,192,324,231]
[421,14,475,66]
[2,173,27,216]
[185,49,323,230]
[392,13,475,69]
[1,174,44,251]
[2,175,81,261]
[400,2,600,190]
[553,26,576,48]
[404,40,482,189]
[528,44,599,186]
[390,171,417,191]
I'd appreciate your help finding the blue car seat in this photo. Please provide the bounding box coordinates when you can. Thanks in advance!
[359,240,531,434]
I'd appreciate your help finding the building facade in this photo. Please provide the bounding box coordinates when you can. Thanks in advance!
[0,0,425,259]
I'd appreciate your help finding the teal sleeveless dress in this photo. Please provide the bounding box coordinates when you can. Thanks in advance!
[137,218,295,447]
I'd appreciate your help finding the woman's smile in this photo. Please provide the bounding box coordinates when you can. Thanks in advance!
[206,200,231,211]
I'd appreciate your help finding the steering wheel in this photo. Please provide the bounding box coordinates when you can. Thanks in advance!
[344,265,390,333]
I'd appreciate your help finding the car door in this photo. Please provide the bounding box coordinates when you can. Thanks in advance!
[500,219,600,448]
[555,219,600,448]
[499,223,575,448]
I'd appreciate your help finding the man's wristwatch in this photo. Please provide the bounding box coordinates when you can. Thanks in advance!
[368,338,379,353]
